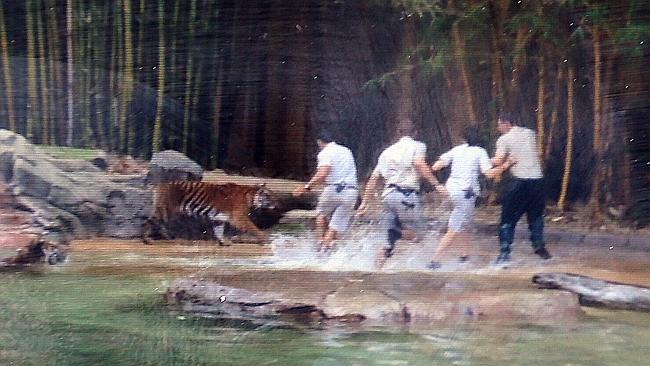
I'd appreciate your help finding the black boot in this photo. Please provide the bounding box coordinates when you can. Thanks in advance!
[534,247,552,260]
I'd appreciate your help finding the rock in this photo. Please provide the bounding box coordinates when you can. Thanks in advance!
[321,285,405,323]
[469,291,582,322]
[47,158,102,173]
[167,274,584,328]
[147,150,202,184]
[14,195,86,237]
[90,156,109,171]
[167,279,326,325]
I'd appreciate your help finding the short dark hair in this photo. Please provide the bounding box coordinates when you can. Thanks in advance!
[497,112,515,125]
[395,118,417,137]
[462,125,484,147]
[316,129,335,143]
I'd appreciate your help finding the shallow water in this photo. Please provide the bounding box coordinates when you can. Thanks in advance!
[2,233,650,365]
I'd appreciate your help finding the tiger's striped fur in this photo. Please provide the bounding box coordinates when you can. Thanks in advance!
[143,181,278,245]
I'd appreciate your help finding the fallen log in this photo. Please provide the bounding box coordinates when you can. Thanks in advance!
[532,272,650,312]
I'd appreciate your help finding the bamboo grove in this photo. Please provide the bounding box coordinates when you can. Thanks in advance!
[0,0,649,223]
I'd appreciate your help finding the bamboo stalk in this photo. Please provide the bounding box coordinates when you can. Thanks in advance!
[152,0,165,153]
[0,1,17,132]
[66,0,74,146]
[26,0,39,141]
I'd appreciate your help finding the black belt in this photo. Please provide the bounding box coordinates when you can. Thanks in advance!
[388,184,419,196]
[330,183,357,193]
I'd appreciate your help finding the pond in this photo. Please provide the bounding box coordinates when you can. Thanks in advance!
[2,239,650,366]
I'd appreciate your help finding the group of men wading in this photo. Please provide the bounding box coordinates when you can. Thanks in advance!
[292,113,552,269]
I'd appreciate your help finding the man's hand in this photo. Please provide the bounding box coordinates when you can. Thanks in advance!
[355,202,369,217]
[435,183,448,196]
[506,156,517,168]
[292,185,309,197]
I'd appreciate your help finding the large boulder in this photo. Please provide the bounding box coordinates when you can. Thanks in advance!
[0,129,152,239]
[147,150,203,184]
[0,129,37,182]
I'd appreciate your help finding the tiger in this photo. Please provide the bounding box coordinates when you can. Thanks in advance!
[142,181,279,245]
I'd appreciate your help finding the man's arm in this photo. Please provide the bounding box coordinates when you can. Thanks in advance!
[414,157,445,191]
[292,165,332,197]
[484,158,516,179]
[356,170,382,215]
[430,158,448,173]
[492,137,507,166]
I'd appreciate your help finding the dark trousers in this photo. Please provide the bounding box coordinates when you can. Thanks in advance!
[499,178,546,254]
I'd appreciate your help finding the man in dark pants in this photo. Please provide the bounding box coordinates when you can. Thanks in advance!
[492,113,552,264]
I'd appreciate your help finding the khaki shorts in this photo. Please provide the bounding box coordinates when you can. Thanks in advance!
[447,188,477,232]
[316,185,358,232]
[379,187,425,251]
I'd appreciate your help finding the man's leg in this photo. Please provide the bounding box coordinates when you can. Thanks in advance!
[527,179,551,259]
[498,180,526,262]
[322,189,357,252]
[321,228,338,250]
[315,215,328,243]
[315,186,337,251]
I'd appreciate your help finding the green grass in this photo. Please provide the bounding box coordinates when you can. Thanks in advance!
[38,146,104,160]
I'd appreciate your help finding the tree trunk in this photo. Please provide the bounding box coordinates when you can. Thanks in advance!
[123,0,135,155]
[136,0,146,72]
[544,63,564,162]
[210,44,224,169]
[107,1,117,150]
[508,27,532,109]
[90,2,104,149]
[558,63,574,211]
[589,27,603,219]
[165,0,180,146]
[152,0,165,153]
[115,0,126,153]
[450,19,477,124]
[182,0,198,154]
[0,1,17,132]
[66,0,74,146]
[26,0,39,141]
[77,0,91,146]
[46,0,62,144]
[490,30,505,121]
[536,54,545,156]
[36,0,50,144]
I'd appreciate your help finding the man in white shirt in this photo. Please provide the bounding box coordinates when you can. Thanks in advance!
[293,130,358,252]
[492,112,552,264]
[357,118,445,268]
[428,125,515,269]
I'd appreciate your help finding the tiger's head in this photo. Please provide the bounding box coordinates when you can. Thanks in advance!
[251,183,278,211]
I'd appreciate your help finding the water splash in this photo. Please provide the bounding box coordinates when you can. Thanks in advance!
[269,220,449,272]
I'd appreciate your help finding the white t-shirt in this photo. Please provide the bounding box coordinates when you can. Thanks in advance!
[317,142,358,186]
[373,136,427,190]
[439,143,492,193]
[495,126,543,179]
